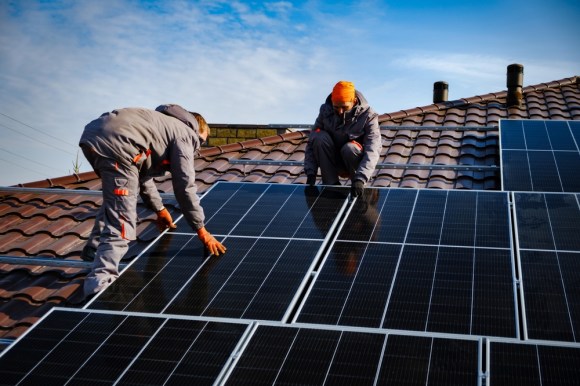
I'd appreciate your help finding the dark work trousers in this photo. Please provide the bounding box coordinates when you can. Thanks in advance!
[309,129,363,185]
[81,146,139,296]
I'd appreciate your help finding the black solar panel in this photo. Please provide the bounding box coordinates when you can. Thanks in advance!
[296,188,517,338]
[501,119,580,192]
[489,341,580,386]
[224,325,480,385]
[89,183,350,321]
[376,334,479,385]
[0,309,249,385]
[515,192,580,342]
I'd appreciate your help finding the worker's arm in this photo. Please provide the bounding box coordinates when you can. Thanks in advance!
[170,135,226,255]
[140,178,177,231]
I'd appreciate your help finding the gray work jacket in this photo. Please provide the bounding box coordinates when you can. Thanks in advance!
[304,90,381,183]
[79,105,205,230]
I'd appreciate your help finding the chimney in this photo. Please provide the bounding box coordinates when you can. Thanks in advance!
[506,63,524,107]
[433,81,448,103]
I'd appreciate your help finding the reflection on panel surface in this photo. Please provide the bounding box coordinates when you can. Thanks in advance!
[90,182,350,321]
[515,192,580,342]
[92,236,324,321]
[297,188,517,338]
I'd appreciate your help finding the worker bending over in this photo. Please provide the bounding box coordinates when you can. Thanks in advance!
[79,104,226,298]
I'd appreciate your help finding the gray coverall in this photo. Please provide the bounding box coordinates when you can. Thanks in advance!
[304,90,381,185]
[79,104,205,296]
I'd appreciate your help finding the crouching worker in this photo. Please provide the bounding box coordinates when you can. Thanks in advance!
[304,80,381,197]
[79,104,226,298]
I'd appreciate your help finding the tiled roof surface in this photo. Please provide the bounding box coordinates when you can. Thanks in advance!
[0,75,578,347]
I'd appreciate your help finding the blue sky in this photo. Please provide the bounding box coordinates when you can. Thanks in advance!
[0,0,578,186]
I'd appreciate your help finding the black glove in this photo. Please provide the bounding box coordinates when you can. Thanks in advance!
[306,174,316,186]
[351,180,364,197]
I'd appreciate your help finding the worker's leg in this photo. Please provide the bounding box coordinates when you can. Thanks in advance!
[309,130,341,185]
[84,157,138,296]
[79,145,103,261]
[80,207,104,261]
[341,140,364,181]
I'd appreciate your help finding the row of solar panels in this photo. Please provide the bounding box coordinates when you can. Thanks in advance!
[2,182,578,384]
[88,183,579,342]
[2,309,578,385]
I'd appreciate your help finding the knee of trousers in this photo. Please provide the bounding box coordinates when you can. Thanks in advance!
[341,141,363,161]
[309,130,334,150]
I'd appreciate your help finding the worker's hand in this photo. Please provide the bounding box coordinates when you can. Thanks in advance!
[156,207,177,232]
[306,174,316,186]
[197,227,227,256]
[351,180,364,198]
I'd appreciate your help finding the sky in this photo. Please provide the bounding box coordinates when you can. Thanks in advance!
[0,0,579,186]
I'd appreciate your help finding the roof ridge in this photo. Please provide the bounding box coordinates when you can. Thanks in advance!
[378,75,578,122]
[199,130,308,156]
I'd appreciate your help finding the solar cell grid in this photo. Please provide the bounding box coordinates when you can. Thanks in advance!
[6,308,580,386]
[225,325,480,386]
[90,182,350,320]
[88,234,210,312]
[515,192,580,342]
[296,188,517,338]
[0,310,250,386]
[501,119,580,192]
[376,335,479,385]
[165,237,323,320]
[489,341,580,386]
[226,326,387,385]
[297,242,401,327]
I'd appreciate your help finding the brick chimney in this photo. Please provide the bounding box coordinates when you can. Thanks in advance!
[433,81,448,103]
[506,63,524,107]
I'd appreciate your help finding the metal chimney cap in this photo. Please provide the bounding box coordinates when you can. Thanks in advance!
[433,81,449,103]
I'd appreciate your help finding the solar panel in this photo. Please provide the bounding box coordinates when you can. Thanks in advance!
[296,188,518,337]
[489,341,580,385]
[88,182,350,321]
[376,334,479,385]
[4,307,579,386]
[514,192,580,342]
[501,119,580,192]
[221,325,480,385]
[0,309,250,385]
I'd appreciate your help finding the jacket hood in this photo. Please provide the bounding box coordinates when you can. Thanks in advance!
[155,104,200,134]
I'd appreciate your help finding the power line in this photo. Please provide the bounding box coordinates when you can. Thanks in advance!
[0,147,63,173]
[0,122,77,156]
[0,111,77,147]
[0,155,50,179]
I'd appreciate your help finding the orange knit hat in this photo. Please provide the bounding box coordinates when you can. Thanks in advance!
[331,81,356,103]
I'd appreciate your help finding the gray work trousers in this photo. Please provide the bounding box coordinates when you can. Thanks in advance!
[309,129,363,185]
[81,147,139,296]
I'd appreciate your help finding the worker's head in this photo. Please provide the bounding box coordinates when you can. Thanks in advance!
[331,81,357,115]
[190,112,210,144]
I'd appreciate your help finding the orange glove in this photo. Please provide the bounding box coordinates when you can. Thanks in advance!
[156,207,177,232]
[197,227,227,256]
